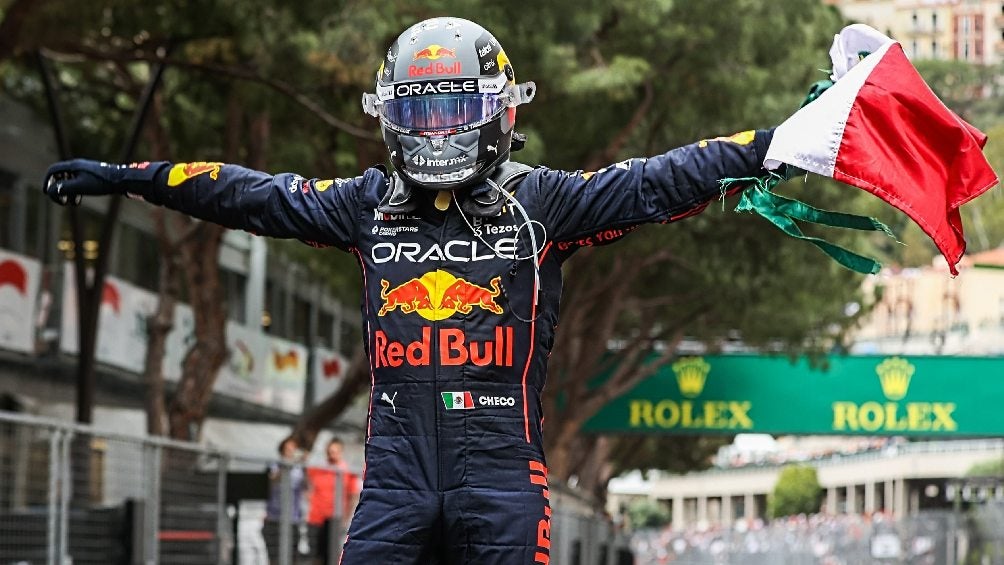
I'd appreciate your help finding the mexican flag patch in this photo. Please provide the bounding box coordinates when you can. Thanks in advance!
[442,391,475,410]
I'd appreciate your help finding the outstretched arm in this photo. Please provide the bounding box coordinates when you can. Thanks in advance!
[43,159,370,250]
[531,129,774,243]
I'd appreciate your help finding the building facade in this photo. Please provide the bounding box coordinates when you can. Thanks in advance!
[610,439,1004,530]
[0,96,365,453]
[826,0,1004,64]
[852,249,1004,356]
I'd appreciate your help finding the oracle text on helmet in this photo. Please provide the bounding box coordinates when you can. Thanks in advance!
[396,80,477,98]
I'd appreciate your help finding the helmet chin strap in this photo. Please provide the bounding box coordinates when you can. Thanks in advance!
[376,171,418,214]
[376,160,534,218]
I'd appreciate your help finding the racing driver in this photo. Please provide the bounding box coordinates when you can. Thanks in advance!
[44,17,780,565]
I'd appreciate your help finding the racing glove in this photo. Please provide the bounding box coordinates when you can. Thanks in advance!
[42,159,165,205]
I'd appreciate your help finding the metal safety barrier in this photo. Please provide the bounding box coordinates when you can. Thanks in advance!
[0,410,629,564]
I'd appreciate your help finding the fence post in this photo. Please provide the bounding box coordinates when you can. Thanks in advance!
[329,468,345,564]
[278,465,293,565]
[143,442,162,565]
[58,429,71,565]
[217,453,230,564]
[46,428,60,565]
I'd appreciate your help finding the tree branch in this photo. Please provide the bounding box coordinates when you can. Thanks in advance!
[289,344,370,450]
[40,45,380,141]
[0,0,52,61]
[584,80,655,171]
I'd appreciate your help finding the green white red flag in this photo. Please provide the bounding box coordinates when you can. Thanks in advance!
[765,24,998,275]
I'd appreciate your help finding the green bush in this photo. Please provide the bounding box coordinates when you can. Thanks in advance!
[626,497,671,529]
[966,458,1004,477]
[768,464,822,519]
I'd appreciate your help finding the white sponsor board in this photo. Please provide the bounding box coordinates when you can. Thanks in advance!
[266,336,307,413]
[60,265,157,373]
[58,262,308,414]
[0,250,41,354]
[312,346,348,404]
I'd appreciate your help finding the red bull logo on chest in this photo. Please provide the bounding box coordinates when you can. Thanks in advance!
[374,326,514,369]
[378,270,503,321]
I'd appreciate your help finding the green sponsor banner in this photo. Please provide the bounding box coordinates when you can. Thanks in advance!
[583,355,1004,436]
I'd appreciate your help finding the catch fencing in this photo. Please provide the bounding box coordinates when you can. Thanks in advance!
[0,410,630,564]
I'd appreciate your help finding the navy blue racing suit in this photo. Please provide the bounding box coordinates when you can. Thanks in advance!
[127,129,773,564]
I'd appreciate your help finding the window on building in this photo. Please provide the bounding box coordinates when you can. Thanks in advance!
[24,187,47,260]
[317,310,335,349]
[263,280,279,333]
[931,41,938,59]
[291,295,311,343]
[57,208,106,264]
[220,269,247,325]
[964,43,971,60]
[340,319,361,357]
[911,40,919,58]
[114,223,159,291]
[0,168,18,251]
[931,13,937,31]
[912,12,918,29]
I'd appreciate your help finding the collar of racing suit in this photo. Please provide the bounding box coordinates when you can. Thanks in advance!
[377,161,535,218]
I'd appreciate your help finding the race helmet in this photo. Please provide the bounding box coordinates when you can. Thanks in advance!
[362,17,535,191]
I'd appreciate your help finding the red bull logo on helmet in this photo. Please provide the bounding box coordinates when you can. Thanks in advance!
[413,44,456,61]
[377,270,503,321]
[410,44,462,77]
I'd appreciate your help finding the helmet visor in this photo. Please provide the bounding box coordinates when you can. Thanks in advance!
[381,93,506,131]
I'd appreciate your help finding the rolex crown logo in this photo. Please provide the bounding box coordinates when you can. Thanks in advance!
[876,357,915,401]
[673,357,710,398]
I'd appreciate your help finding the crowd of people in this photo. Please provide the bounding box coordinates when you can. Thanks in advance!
[630,512,946,565]
[715,437,907,470]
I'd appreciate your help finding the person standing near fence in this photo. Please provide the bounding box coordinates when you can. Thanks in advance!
[306,437,360,564]
[267,437,307,522]
[264,437,308,560]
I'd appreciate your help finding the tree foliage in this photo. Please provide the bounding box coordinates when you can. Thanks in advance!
[626,498,671,530]
[966,458,1004,478]
[768,464,822,519]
